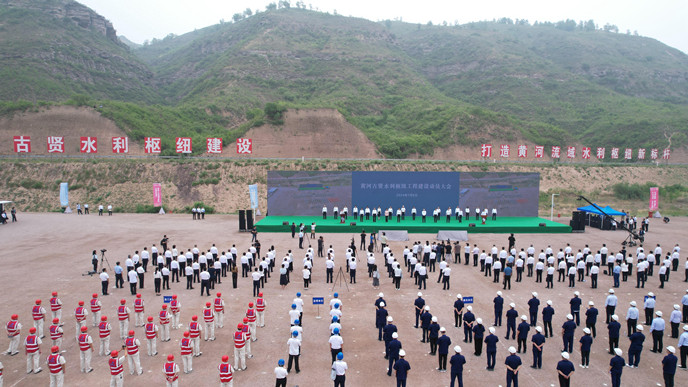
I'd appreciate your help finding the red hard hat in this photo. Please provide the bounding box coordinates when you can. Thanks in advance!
[52,292,58,297]
[111,350,118,357]
[128,330,135,336]
[192,315,197,321]
[80,326,88,332]
[92,293,98,298]
[248,302,254,307]
[243,317,248,323]
[222,355,229,362]
[162,304,168,309]
[147,316,153,322]
[167,354,174,361]
[206,302,211,307]
[29,327,36,333]
[258,292,263,297]
[101,316,107,321]
[183,331,190,337]
[52,318,59,324]
[51,346,59,353]
[35,299,42,304]
[120,299,126,304]
[136,294,141,298]
[216,292,221,297]
[78,301,84,306]
[172,295,177,299]
[11,314,18,320]
[237,323,243,330]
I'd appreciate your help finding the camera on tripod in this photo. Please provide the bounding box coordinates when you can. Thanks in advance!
[101,249,107,253]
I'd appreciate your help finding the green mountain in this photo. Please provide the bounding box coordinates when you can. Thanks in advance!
[1,2,687,158]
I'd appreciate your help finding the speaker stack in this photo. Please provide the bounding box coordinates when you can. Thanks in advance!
[569,211,586,232]
[246,210,254,229]
[238,210,247,231]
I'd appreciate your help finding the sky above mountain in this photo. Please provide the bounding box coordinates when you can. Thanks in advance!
[79,0,688,54]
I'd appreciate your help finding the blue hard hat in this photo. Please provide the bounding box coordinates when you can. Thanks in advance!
[292,304,296,309]
[334,303,339,309]
[332,316,339,322]
[334,292,339,298]
[334,327,340,334]
[337,352,343,360]
[294,319,300,324]
[297,292,301,297]
[292,331,298,336]
[278,359,285,365]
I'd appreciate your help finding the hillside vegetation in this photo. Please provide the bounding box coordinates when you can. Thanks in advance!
[0,2,687,158]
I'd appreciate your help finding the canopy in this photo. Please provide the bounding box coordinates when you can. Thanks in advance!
[576,204,625,216]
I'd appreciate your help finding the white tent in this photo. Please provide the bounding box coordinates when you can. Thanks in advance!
[652,211,662,218]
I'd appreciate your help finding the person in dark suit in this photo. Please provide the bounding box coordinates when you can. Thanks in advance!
[449,346,466,387]
[393,350,411,387]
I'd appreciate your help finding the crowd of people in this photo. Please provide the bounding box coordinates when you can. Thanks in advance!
[322,204,499,224]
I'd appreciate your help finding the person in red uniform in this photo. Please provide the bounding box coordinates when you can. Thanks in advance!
[125,330,142,375]
[246,302,258,341]
[180,331,193,374]
[74,301,88,337]
[49,292,63,322]
[219,354,234,387]
[189,315,202,357]
[214,293,225,329]
[203,302,216,341]
[5,314,21,355]
[163,354,180,387]
[98,316,111,356]
[134,294,145,327]
[241,317,253,358]
[25,326,42,374]
[31,299,46,338]
[46,345,66,387]
[145,316,159,356]
[109,350,126,387]
[234,324,247,370]
[256,292,266,327]
[48,318,63,348]
[159,304,171,342]
[77,325,93,373]
[90,294,102,327]
[118,300,130,339]
[170,295,181,330]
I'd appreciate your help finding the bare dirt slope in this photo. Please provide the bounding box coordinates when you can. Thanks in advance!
[244,109,381,158]
[0,106,144,154]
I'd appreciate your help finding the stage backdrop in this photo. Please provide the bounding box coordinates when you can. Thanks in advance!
[267,171,539,217]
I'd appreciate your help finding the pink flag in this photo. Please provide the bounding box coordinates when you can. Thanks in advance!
[649,187,659,211]
[153,183,162,207]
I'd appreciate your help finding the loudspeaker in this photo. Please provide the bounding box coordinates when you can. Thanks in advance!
[539,223,546,227]
[282,221,289,226]
[238,210,246,231]
[350,222,356,226]
[469,223,476,227]
[246,210,254,229]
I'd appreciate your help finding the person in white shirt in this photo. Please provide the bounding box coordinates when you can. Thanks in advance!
[287,331,301,373]
[329,329,344,363]
[100,269,110,295]
[128,269,138,295]
[349,258,357,284]
[332,352,348,384]
[275,358,288,386]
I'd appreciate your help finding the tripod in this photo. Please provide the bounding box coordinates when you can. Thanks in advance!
[332,266,350,292]
[99,249,113,272]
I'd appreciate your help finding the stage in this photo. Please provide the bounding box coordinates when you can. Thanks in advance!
[255,216,571,234]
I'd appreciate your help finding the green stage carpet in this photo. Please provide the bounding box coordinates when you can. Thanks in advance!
[255,216,571,234]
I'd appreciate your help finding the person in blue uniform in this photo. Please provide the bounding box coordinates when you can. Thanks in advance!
[542,300,555,338]
[561,314,576,353]
[387,332,401,376]
[437,328,451,372]
[607,314,621,354]
[505,346,522,387]
[484,327,499,370]
[493,292,504,326]
[414,293,425,329]
[428,317,440,355]
[463,307,475,343]
[556,352,575,387]
[376,302,388,341]
[609,348,625,387]
[420,306,432,343]
[383,316,397,359]
[662,346,677,387]
[585,301,599,338]
[517,316,530,354]
[628,324,645,368]
[528,293,540,326]
[505,303,518,340]
[569,292,582,326]
[472,319,485,356]
[531,326,546,369]
[650,310,665,353]
[579,328,593,368]
[454,294,464,328]
[449,346,466,387]
[393,349,411,387]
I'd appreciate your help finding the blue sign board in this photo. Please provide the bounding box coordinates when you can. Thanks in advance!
[163,296,172,303]
[312,297,325,305]
[462,296,474,304]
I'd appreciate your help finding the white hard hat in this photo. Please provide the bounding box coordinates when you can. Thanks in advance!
[454,346,462,353]
[675,305,680,310]
[608,289,615,294]
[399,349,406,357]
[380,302,386,307]
[489,327,496,334]
[431,316,438,322]
[583,328,591,334]
[392,332,398,339]
[648,292,654,297]
[566,314,573,320]
[588,301,594,306]
[440,327,446,332]
[457,294,463,299]
[508,346,516,354]
[637,324,644,331]
[466,306,472,311]
[612,315,619,321]
[667,346,676,354]
[535,326,542,333]
[547,300,552,306]
[497,291,502,296]
[614,348,623,356]
[509,303,516,308]
[378,292,384,297]
[417,292,423,297]
[532,292,538,297]
[630,301,637,307]
[476,318,482,324]
[387,316,393,322]
[574,291,580,296]
[656,311,662,317]
[521,315,527,321]
[424,305,430,311]
[561,352,570,360]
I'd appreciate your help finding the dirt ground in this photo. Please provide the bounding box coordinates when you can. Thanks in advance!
[0,213,686,387]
